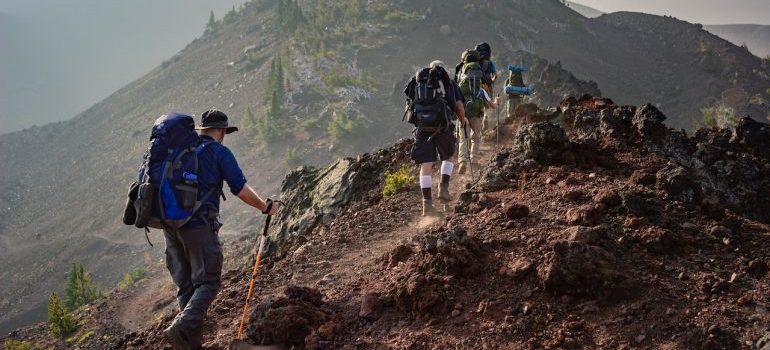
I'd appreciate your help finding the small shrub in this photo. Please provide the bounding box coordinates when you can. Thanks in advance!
[48,292,77,337]
[77,330,95,344]
[384,10,420,23]
[118,267,147,290]
[284,147,302,166]
[3,338,31,350]
[701,104,738,128]
[327,112,367,139]
[383,165,415,197]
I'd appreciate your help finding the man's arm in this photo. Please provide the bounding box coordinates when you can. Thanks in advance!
[236,184,279,215]
[454,101,467,125]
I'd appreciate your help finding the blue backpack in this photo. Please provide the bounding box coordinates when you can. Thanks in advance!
[125,113,217,242]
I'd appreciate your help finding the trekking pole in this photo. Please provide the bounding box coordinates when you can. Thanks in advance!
[463,124,474,183]
[235,200,284,342]
[495,88,503,150]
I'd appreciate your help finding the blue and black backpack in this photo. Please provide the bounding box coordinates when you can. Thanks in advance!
[123,113,216,244]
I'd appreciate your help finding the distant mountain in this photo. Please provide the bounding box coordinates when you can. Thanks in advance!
[565,1,604,18]
[705,24,770,58]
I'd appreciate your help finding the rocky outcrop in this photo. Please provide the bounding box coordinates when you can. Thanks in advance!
[481,95,770,223]
[267,139,413,249]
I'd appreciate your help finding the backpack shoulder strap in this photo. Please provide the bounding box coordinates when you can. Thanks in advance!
[195,139,228,201]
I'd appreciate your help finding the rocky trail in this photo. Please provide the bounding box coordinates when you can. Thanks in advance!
[5,97,770,349]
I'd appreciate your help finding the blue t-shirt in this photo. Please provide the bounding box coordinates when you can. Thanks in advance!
[186,135,247,227]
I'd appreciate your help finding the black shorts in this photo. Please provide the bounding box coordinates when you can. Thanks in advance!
[411,127,457,164]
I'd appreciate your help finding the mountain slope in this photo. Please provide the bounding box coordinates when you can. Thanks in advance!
[6,96,770,349]
[706,24,770,58]
[565,1,604,18]
[2,0,770,336]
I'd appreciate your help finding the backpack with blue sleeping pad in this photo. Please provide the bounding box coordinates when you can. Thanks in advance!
[122,113,217,244]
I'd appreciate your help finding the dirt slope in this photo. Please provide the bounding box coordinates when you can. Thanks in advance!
[3,0,770,337]
[6,97,769,349]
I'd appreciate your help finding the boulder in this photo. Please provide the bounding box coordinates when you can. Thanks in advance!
[539,241,629,298]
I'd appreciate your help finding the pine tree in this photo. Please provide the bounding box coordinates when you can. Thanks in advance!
[64,263,104,311]
[242,107,258,135]
[48,292,77,337]
[205,10,217,35]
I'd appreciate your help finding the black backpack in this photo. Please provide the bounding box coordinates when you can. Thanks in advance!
[405,67,452,130]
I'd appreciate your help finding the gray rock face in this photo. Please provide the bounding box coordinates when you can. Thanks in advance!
[267,139,413,249]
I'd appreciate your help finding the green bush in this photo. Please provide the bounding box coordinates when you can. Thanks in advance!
[48,292,77,337]
[3,338,31,350]
[327,112,367,139]
[383,165,415,197]
[64,263,105,311]
[284,147,302,166]
[117,267,147,290]
[701,104,738,128]
[384,10,420,22]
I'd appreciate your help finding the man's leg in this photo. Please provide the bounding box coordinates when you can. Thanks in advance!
[164,225,223,349]
[437,131,458,203]
[419,162,438,216]
[163,230,194,312]
[469,117,483,167]
[457,121,471,174]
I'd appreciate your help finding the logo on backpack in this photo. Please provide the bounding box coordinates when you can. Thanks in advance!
[123,113,217,244]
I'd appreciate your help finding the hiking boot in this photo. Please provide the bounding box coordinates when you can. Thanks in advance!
[438,183,452,202]
[163,324,192,350]
[422,200,439,217]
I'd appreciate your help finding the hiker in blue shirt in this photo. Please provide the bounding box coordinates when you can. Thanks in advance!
[162,109,280,350]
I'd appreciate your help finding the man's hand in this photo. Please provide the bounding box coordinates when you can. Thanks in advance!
[264,199,281,216]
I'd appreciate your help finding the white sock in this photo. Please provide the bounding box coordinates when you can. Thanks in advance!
[440,161,454,176]
[419,176,432,189]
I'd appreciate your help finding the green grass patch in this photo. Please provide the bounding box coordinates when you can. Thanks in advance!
[3,338,31,350]
[118,267,148,290]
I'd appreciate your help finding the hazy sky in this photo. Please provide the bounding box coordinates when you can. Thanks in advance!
[574,0,770,25]
[0,0,247,134]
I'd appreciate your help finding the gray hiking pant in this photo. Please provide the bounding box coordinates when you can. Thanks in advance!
[164,223,223,345]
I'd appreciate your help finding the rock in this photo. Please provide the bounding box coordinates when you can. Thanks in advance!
[439,24,451,36]
[385,244,414,268]
[656,165,701,204]
[746,259,768,278]
[503,203,530,220]
[621,191,659,217]
[709,225,732,237]
[630,171,656,186]
[564,189,585,202]
[359,292,381,319]
[636,227,680,254]
[564,226,606,245]
[756,331,770,350]
[594,189,621,207]
[565,205,602,226]
[316,321,341,340]
[632,104,667,139]
[539,240,629,298]
[513,122,570,164]
[503,258,533,279]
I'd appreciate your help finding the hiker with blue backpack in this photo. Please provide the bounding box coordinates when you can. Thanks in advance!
[404,61,467,216]
[123,109,280,349]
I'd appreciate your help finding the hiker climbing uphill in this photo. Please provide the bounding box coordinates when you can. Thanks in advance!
[125,109,281,350]
[505,64,532,129]
[455,49,493,175]
[404,62,466,216]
